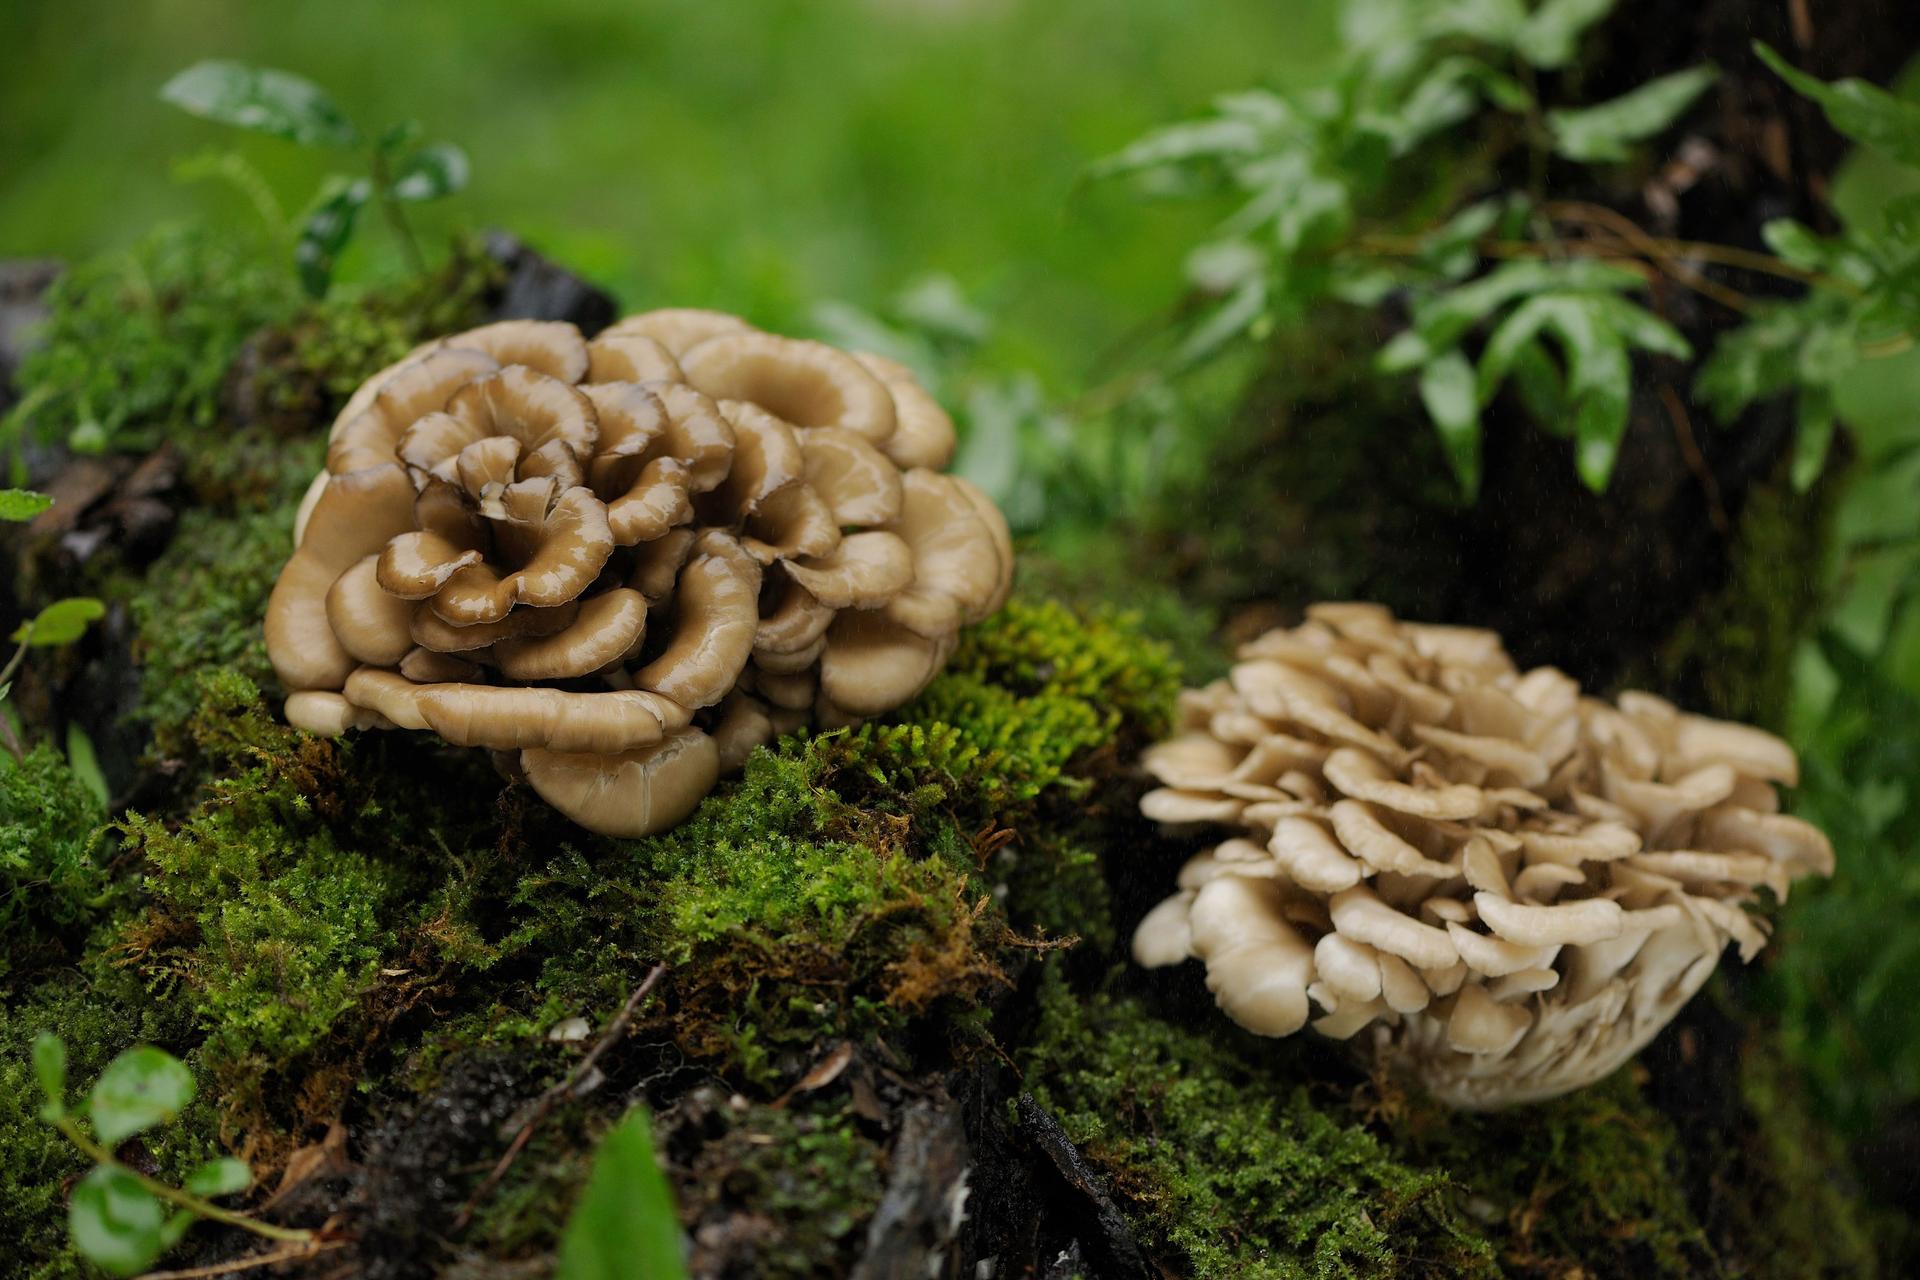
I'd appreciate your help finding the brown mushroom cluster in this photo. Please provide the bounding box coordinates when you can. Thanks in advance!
[266,311,1012,837]
[1130,603,1833,1108]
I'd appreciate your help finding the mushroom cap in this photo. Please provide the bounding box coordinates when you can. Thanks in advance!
[493,587,649,681]
[602,308,755,357]
[1123,600,1834,1107]
[680,331,898,444]
[266,465,419,691]
[631,531,762,710]
[819,609,953,719]
[882,470,1011,637]
[268,308,1014,842]
[854,352,956,469]
[522,730,721,838]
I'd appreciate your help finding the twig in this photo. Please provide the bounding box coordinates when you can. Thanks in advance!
[1659,383,1731,537]
[451,963,668,1233]
[135,1239,344,1280]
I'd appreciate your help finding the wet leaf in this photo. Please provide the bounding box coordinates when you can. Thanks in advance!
[11,597,106,648]
[66,723,109,810]
[160,60,360,148]
[184,1157,253,1198]
[1756,43,1920,168]
[1548,65,1717,162]
[1419,350,1483,499]
[295,177,371,298]
[33,1032,67,1117]
[556,1107,687,1280]
[1515,0,1615,70]
[0,489,53,522]
[392,143,470,202]
[69,1166,165,1277]
[89,1047,195,1148]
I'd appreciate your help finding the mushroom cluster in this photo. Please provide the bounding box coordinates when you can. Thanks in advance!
[266,311,1012,837]
[1130,603,1833,1108]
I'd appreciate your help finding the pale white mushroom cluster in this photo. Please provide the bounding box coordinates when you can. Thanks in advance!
[266,311,1012,837]
[1130,603,1833,1108]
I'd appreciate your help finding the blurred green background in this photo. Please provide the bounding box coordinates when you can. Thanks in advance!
[1,0,1339,390]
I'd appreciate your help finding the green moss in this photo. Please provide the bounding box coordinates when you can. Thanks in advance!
[1728,1037,1889,1277]
[665,1096,886,1280]
[1378,1070,1715,1278]
[1641,471,1834,726]
[238,237,506,433]
[1,224,295,462]
[1023,967,1496,1280]
[0,745,111,983]
[0,964,214,1280]
[121,503,304,757]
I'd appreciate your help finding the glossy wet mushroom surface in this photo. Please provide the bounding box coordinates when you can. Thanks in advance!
[265,312,1013,838]
[1128,602,1835,1108]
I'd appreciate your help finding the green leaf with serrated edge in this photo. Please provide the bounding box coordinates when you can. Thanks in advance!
[1185,240,1267,293]
[158,1210,195,1251]
[0,489,53,521]
[1429,0,1529,47]
[184,1157,253,1198]
[1515,0,1615,69]
[1174,276,1267,369]
[295,177,371,298]
[391,143,470,202]
[65,722,110,810]
[1548,65,1717,162]
[1379,259,1646,374]
[1695,304,1810,423]
[1477,294,1559,403]
[1587,294,1692,359]
[89,1047,196,1149]
[33,1033,67,1115]
[1756,43,1920,168]
[1761,219,1831,271]
[69,1166,165,1277]
[1793,384,1838,491]
[1087,116,1268,179]
[1569,323,1632,492]
[159,60,359,148]
[556,1108,688,1280]
[1508,340,1571,429]
[10,597,105,648]
[1419,351,1483,498]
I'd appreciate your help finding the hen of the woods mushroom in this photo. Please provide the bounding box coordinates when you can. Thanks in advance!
[265,310,1012,837]
[1131,604,1834,1108]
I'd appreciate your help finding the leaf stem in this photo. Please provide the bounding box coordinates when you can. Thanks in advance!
[368,150,427,276]
[0,636,28,690]
[52,1118,313,1245]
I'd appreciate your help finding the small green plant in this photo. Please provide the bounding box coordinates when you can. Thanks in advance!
[0,491,105,761]
[555,1108,689,1280]
[161,59,470,296]
[1092,2,1918,500]
[0,227,295,464]
[31,1035,307,1275]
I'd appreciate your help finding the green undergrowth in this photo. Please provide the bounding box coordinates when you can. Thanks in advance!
[0,960,218,1279]
[0,746,111,983]
[1025,954,1895,1279]
[1,224,296,464]
[1024,967,1499,1280]
[0,584,1178,1270]
[1638,468,1837,727]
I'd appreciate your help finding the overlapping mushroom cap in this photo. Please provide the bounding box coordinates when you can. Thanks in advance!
[267,312,1012,837]
[1130,603,1833,1108]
